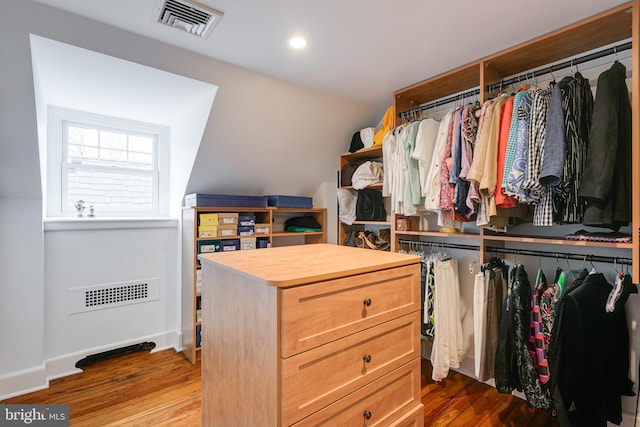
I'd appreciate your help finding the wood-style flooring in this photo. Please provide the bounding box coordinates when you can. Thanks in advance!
[2,349,558,426]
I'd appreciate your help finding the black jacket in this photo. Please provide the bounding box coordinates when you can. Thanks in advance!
[579,61,632,230]
[549,273,633,426]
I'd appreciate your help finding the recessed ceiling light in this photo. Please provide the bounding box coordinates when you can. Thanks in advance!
[288,36,308,49]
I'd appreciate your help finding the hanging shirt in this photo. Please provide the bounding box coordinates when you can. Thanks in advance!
[552,73,593,225]
[424,110,454,212]
[403,120,423,215]
[522,86,553,205]
[504,90,536,201]
[495,96,516,208]
[502,90,529,188]
[412,117,440,197]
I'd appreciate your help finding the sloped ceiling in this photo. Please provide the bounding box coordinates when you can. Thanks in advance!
[31,0,629,111]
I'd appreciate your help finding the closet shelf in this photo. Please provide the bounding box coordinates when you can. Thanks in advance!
[349,220,391,226]
[481,234,633,249]
[339,146,383,160]
[395,230,480,240]
[340,184,383,191]
[271,231,325,238]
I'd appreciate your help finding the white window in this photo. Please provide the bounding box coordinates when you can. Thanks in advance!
[47,107,169,217]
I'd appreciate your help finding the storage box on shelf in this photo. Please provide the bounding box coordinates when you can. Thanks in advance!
[389,2,638,277]
[181,205,327,363]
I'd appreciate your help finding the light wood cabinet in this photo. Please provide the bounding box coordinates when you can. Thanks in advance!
[199,243,423,427]
[181,206,327,364]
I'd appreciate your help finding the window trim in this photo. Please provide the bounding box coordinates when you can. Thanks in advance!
[47,106,169,218]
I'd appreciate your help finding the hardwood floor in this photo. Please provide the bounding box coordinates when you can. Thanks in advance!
[2,349,558,426]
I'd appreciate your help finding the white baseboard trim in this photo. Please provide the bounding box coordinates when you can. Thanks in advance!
[1,330,180,400]
[0,364,48,400]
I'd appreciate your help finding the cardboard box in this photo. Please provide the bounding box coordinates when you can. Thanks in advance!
[238,215,256,226]
[218,224,237,237]
[255,223,270,235]
[221,239,240,251]
[218,213,239,225]
[198,240,221,254]
[257,238,270,248]
[199,213,219,225]
[241,237,257,250]
[198,225,218,238]
[238,226,255,236]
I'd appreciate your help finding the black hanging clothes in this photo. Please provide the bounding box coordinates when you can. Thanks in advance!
[579,61,632,230]
[548,272,634,426]
[495,264,550,410]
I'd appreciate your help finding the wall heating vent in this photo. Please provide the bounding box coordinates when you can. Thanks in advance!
[155,0,224,39]
[69,278,160,314]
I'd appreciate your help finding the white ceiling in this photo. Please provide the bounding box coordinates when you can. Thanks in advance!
[32,0,629,111]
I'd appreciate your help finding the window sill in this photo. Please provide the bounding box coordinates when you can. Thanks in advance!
[44,217,178,232]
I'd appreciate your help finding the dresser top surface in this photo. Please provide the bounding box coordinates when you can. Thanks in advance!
[199,243,421,287]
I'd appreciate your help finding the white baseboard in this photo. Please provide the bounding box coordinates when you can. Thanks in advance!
[0,330,180,400]
[0,364,48,400]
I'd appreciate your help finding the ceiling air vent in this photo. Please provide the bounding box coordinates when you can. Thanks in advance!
[156,0,223,39]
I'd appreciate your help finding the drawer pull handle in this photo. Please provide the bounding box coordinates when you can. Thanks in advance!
[363,354,372,363]
[363,410,372,420]
[363,298,372,307]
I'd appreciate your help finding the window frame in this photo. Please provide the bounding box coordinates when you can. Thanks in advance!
[47,107,169,218]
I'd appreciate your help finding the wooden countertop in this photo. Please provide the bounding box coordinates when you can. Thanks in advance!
[198,243,421,287]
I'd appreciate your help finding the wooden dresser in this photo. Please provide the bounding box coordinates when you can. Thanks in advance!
[199,243,423,427]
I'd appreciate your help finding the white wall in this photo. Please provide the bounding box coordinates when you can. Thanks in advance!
[0,0,380,398]
[43,224,178,379]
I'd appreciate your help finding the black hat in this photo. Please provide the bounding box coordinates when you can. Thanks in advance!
[348,131,364,153]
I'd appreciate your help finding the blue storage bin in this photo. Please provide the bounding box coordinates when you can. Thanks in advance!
[184,193,267,208]
[266,195,313,208]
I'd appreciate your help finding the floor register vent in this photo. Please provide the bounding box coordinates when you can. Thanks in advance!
[69,278,160,314]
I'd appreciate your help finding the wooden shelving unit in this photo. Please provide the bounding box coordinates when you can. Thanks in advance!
[389,1,639,277]
[337,146,390,246]
[181,205,326,363]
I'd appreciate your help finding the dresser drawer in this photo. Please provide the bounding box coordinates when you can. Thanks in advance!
[282,312,421,426]
[291,358,421,427]
[281,264,420,357]
[388,403,424,427]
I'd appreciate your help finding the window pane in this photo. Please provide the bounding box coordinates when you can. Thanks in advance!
[66,167,155,211]
[129,135,154,153]
[68,126,98,147]
[129,152,153,166]
[68,144,98,162]
[100,130,127,150]
[100,148,127,163]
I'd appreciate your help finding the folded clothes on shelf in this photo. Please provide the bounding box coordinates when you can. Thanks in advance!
[563,230,632,243]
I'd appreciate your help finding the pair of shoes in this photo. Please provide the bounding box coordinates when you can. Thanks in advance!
[343,229,358,247]
[356,231,367,248]
[363,231,390,251]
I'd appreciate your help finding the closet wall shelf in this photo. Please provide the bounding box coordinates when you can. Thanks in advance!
[351,220,391,226]
[481,234,633,250]
[339,146,383,160]
[341,183,383,191]
[395,230,480,240]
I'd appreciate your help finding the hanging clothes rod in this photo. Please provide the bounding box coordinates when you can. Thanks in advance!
[486,41,632,93]
[397,239,632,265]
[400,88,480,121]
[400,40,632,120]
